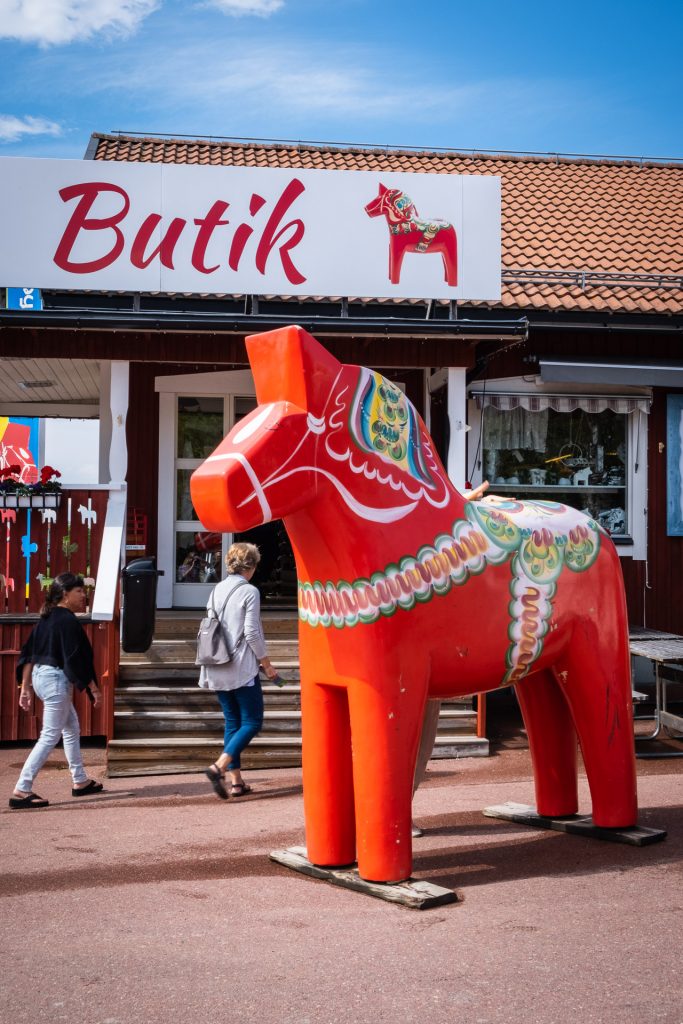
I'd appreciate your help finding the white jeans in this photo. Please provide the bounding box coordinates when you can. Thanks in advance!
[16,665,88,793]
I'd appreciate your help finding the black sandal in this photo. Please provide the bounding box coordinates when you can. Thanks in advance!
[72,779,104,797]
[230,782,252,797]
[205,764,229,800]
[9,793,49,809]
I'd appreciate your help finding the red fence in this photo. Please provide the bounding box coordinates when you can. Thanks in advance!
[0,489,118,741]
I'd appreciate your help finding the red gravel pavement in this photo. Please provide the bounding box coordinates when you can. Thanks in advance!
[1,735,682,1024]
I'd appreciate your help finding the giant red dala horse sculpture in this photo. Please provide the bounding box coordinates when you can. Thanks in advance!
[191,326,637,883]
[365,182,458,286]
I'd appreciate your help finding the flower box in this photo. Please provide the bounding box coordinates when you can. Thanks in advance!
[0,492,62,509]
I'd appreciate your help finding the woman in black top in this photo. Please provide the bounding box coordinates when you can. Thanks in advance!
[9,573,104,809]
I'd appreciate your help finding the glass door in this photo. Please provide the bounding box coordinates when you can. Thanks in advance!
[173,395,228,608]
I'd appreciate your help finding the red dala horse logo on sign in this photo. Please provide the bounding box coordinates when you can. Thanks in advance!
[365,182,458,286]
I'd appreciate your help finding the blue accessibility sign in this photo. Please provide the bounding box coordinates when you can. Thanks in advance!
[6,287,43,311]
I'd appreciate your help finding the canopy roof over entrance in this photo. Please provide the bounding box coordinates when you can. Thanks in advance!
[0,357,100,416]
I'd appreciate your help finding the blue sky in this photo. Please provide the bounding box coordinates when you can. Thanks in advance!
[0,0,680,160]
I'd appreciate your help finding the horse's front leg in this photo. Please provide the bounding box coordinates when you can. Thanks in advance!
[301,681,356,868]
[347,672,427,883]
[388,235,408,284]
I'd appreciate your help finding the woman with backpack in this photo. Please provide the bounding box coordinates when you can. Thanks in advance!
[201,542,278,799]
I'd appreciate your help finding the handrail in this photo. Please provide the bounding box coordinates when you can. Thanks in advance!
[91,487,126,622]
[60,483,125,492]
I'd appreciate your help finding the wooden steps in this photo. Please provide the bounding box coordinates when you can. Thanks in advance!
[107,613,488,777]
[119,638,299,665]
[107,736,304,776]
[151,611,298,640]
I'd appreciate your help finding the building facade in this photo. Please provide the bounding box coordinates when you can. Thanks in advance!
[1,133,682,632]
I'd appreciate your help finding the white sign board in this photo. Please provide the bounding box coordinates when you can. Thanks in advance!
[0,157,501,301]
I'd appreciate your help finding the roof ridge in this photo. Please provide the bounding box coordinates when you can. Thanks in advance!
[88,133,683,170]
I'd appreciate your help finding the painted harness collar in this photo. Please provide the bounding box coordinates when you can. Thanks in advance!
[298,499,603,686]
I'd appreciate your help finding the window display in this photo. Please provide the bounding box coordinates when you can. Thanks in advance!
[481,406,628,537]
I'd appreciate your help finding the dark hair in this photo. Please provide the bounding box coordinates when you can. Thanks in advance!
[40,572,85,618]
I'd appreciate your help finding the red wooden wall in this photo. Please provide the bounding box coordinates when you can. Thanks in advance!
[639,387,683,632]
[0,616,117,741]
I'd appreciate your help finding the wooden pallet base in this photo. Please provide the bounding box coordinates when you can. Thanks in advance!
[269,846,459,909]
[483,802,667,846]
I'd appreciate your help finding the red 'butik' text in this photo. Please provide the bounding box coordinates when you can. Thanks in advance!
[53,178,307,285]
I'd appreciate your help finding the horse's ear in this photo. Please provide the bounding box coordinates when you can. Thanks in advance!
[246,325,341,411]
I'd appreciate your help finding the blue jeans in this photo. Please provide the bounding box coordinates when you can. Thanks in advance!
[216,678,264,770]
[16,665,88,793]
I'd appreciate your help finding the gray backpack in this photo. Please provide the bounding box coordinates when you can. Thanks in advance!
[195,580,247,666]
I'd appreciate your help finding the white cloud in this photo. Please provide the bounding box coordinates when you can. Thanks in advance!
[31,34,583,149]
[0,0,159,46]
[80,41,480,123]
[231,61,479,124]
[200,0,283,15]
[0,114,63,142]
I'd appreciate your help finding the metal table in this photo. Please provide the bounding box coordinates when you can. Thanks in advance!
[629,627,680,641]
[629,636,683,758]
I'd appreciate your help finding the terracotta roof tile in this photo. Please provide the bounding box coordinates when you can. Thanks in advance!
[90,133,683,316]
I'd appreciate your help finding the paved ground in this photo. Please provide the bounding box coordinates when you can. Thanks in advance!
[1,709,682,1024]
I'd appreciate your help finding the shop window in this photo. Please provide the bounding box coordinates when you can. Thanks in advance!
[177,396,224,460]
[468,389,649,555]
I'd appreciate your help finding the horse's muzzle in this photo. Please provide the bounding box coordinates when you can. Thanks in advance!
[190,451,270,532]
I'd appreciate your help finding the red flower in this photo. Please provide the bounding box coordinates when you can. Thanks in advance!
[40,466,62,484]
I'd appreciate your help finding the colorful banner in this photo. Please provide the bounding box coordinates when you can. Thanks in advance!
[0,417,39,483]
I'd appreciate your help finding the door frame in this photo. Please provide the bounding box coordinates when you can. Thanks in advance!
[155,369,256,608]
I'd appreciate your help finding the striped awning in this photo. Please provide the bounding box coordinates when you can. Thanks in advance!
[470,392,651,414]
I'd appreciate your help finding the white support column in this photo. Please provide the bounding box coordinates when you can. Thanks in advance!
[447,367,468,489]
[423,368,431,433]
[99,362,112,484]
[156,391,174,608]
[108,361,129,485]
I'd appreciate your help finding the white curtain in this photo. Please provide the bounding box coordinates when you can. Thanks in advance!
[483,406,549,452]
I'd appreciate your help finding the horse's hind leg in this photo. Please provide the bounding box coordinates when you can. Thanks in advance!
[515,669,579,817]
[302,682,356,868]
[557,638,637,828]
[440,230,458,285]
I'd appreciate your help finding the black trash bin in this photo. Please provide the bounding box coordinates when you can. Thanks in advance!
[121,557,162,653]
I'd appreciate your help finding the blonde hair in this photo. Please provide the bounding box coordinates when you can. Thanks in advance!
[225,542,261,576]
